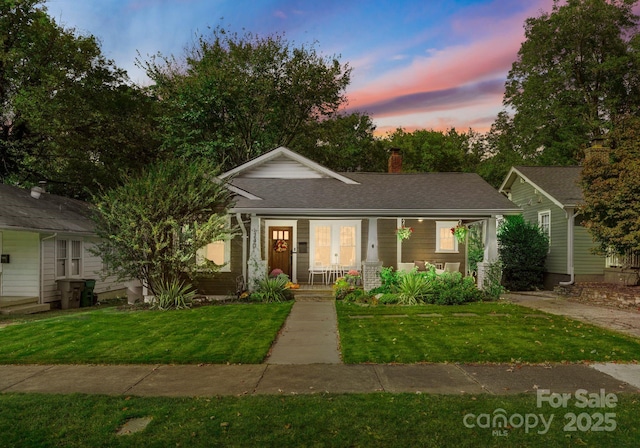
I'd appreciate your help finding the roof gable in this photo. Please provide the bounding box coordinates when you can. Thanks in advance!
[500,166,583,209]
[219,147,359,184]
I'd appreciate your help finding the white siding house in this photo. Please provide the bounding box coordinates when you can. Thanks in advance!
[0,183,130,311]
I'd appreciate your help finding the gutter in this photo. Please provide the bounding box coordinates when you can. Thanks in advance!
[236,213,248,283]
[559,208,579,286]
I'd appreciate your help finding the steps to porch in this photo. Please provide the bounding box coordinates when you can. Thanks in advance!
[291,286,334,302]
[0,297,50,315]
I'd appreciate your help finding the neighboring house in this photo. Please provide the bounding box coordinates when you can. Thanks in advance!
[0,183,129,312]
[499,166,607,289]
[196,147,521,295]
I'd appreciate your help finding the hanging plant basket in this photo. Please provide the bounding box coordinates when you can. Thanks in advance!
[451,224,468,244]
[396,226,413,241]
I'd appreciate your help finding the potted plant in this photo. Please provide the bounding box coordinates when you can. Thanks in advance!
[396,226,413,241]
[451,223,468,244]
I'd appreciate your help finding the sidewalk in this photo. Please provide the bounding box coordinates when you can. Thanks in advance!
[2,292,640,398]
[1,362,638,397]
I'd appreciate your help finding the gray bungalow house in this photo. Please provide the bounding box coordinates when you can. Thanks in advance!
[0,183,130,312]
[499,166,608,289]
[198,147,520,295]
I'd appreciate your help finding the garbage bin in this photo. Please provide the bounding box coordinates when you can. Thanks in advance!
[57,279,85,309]
[81,279,96,307]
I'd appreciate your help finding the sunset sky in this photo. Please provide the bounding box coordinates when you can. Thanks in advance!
[47,0,560,135]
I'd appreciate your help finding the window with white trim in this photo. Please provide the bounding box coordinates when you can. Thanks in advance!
[538,210,551,250]
[56,238,83,278]
[196,218,232,272]
[309,220,361,267]
[435,221,458,253]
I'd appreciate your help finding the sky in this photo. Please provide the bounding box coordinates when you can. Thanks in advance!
[46,0,559,135]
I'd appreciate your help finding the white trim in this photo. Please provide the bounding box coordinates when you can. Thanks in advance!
[309,219,362,269]
[435,221,459,254]
[264,219,298,282]
[55,237,84,279]
[500,167,573,209]
[219,146,360,184]
[538,209,551,252]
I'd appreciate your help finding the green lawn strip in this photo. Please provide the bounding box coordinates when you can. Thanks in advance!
[0,303,292,365]
[0,392,637,447]
[337,301,640,364]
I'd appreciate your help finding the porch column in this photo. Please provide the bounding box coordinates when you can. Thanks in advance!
[477,216,499,290]
[362,218,383,291]
[247,215,267,291]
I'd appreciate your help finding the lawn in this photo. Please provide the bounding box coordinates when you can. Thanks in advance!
[0,302,292,365]
[0,392,638,447]
[337,301,640,364]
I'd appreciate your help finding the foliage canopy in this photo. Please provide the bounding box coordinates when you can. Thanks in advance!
[91,158,236,295]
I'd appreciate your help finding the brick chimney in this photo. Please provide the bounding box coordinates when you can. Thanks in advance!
[388,148,402,173]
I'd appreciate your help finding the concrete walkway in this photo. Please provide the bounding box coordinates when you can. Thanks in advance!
[266,301,341,364]
[1,362,638,397]
[504,291,640,338]
[1,292,640,397]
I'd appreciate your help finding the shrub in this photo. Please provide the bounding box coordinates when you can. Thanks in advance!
[378,293,398,305]
[333,277,352,300]
[482,260,505,300]
[397,271,431,305]
[343,289,373,303]
[151,278,196,310]
[498,215,549,291]
[378,266,400,293]
[253,275,292,303]
[467,224,484,276]
[424,272,482,305]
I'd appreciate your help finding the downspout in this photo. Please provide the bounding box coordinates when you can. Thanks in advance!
[236,213,247,283]
[40,233,57,304]
[559,208,578,286]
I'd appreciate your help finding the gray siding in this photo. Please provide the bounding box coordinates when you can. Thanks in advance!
[574,223,606,275]
[508,177,568,275]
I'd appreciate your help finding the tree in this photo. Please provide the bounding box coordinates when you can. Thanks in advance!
[384,128,486,173]
[580,117,640,257]
[1,0,160,198]
[492,0,640,165]
[142,26,351,170]
[91,158,236,296]
[498,215,549,291]
[291,112,387,172]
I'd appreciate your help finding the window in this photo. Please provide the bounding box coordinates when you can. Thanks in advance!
[310,220,361,267]
[197,240,230,271]
[538,210,551,250]
[196,217,232,272]
[435,221,458,253]
[56,238,83,278]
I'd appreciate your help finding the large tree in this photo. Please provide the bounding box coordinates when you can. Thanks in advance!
[92,158,236,296]
[491,0,640,166]
[291,112,387,172]
[1,0,160,198]
[384,128,486,173]
[580,117,640,257]
[143,27,352,170]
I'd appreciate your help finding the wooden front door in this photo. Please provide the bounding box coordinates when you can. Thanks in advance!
[268,226,292,278]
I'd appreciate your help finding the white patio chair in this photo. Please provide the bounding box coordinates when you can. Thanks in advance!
[308,262,327,285]
[443,262,460,273]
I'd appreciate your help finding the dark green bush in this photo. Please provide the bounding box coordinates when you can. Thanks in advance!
[377,293,398,304]
[498,215,549,291]
[425,272,482,305]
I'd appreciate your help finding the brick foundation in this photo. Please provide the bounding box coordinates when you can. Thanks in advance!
[555,282,640,311]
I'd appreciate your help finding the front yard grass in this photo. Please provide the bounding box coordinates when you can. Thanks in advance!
[0,303,292,365]
[337,301,640,364]
[1,392,638,447]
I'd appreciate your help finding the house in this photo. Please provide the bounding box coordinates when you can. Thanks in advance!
[196,147,521,295]
[499,166,609,289]
[0,183,130,313]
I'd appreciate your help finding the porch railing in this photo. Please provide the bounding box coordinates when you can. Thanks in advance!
[606,251,640,269]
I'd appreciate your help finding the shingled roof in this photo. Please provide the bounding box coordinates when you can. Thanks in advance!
[0,183,95,234]
[500,166,583,208]
[226,148,520,217]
